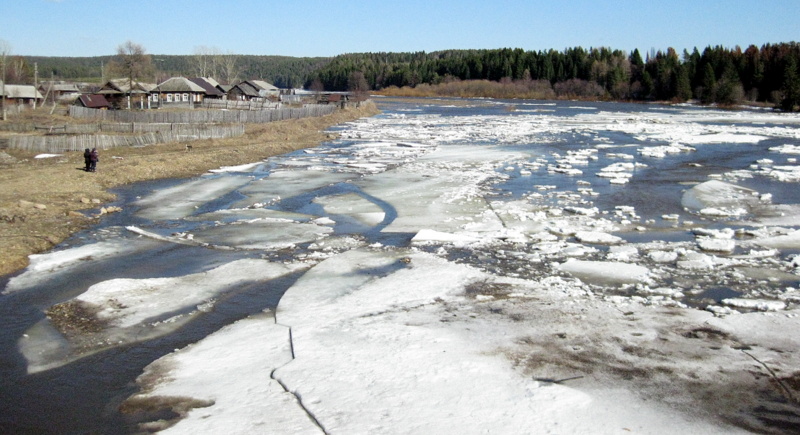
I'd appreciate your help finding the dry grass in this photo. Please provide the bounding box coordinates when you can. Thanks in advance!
[0,102,380,276]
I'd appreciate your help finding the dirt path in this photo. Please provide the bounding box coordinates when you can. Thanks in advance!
[0,103,380,277]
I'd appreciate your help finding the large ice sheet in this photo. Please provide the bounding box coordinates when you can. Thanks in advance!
[556,259,650,285]
[231,170,356,208]
[275,249,577,433]
[352,145,518,234]
[313,193,386,227]
[268,249,742,433]
[20,259,305,373]
[135,175,254,220]
[3,238,161,294]
[187,219,334,250]
[681,180,765,217]
[123,313,320,434]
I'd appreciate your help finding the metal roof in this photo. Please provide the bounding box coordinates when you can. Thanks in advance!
[1,83,44,99]
[40,83,81,93]
[249,80,279,92]
[156,77,207,93]
[77,94,111,108]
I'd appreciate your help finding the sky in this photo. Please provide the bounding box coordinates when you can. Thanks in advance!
[2,0,799,58]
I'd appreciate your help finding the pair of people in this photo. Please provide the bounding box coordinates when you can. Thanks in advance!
[83,148,99,172]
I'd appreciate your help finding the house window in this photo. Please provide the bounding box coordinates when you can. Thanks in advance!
[166,94,173,102]
[182,93,189,102]
[151,94,159,102]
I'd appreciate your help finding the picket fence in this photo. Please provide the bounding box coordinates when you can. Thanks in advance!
[69,104,336,124]
[7,124,245,152]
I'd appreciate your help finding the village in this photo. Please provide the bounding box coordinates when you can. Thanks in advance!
[1,76,351,113]
[0,73,365,157]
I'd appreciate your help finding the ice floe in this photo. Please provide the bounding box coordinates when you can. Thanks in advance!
[19,259,306,373]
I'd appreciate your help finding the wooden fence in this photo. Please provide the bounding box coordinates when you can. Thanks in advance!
[1,122,235,134]
[69,104,337,124]
[201,99,281,110]
[7,124,245,152]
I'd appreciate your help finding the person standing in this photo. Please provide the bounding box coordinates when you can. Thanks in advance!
[89,148,99,172]
[83,148,91,172]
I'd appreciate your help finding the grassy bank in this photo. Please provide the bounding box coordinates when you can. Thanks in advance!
[0,102,380,277]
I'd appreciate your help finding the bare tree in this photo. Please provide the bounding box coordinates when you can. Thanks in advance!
[348,71,369,99]
[191,45,216,77]
[191,46,239,84]
[309,78,324,93]
[218,51,240,84]
[107,40,153,109]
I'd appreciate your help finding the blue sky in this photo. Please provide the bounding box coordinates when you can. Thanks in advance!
[3,0,799,57]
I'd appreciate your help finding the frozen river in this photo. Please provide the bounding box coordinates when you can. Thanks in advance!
[2,97,800,433]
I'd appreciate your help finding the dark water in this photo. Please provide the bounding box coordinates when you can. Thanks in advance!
[1,97,799,433]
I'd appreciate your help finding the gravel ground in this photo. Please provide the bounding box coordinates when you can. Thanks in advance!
[0,102,380,276]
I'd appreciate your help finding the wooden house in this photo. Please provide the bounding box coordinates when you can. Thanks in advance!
[1,81,44,107]
[228,80,280,101]
[188,77,225,100]
[38,82,81,103]
[98,78,157,109]
[152,77,207,107]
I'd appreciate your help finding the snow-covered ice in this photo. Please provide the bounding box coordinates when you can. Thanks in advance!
[4,99,800,433]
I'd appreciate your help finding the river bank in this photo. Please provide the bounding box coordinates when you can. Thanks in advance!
[0,102,380,277]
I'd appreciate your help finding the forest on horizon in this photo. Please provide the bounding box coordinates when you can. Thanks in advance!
[8,42,800,111]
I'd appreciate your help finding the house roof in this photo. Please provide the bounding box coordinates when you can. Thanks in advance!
[233,81,261,97]
[230,80,280,98]
[99,79,156,94]
[202,77,221,87]
[40,83,80,93]
[157,77,206,93]
[188,78,224,97]
[1,83,44,99]
[78,94,111,108]
[248,80,279,92]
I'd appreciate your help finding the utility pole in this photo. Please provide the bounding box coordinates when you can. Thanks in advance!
[1,50,6,121]
[33,62,38,110]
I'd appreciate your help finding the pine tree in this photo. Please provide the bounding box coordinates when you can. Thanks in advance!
[674,65,692,102]
[700,64,717,104]
[781,55,800,111]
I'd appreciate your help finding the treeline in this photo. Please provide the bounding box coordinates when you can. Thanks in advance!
[19,54,331,89]
[308,44,800,110]
[13,43,800,110]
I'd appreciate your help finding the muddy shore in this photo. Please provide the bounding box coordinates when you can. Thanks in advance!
[0,102,380,277]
